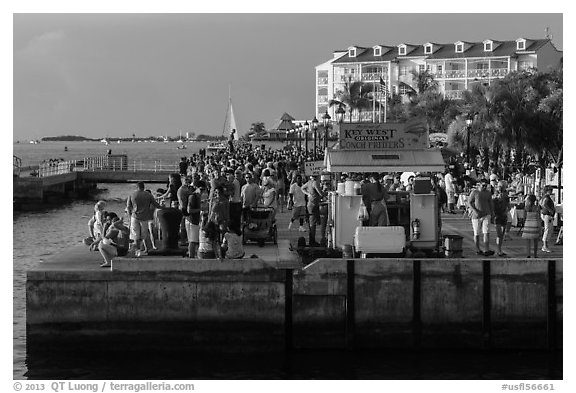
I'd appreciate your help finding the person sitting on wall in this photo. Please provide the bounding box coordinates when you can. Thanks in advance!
[221,224,244,259]
[91,212,129,268]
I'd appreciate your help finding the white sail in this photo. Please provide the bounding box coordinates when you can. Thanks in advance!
[223,87,239,141]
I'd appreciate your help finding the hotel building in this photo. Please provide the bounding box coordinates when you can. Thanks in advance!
[315,37,562,122]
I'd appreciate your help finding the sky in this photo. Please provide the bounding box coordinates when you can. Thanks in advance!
[12,11,563,141]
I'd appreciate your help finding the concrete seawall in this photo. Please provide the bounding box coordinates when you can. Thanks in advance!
[26,250,562,352]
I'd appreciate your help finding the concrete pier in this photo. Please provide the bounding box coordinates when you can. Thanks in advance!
[26,211,563,351]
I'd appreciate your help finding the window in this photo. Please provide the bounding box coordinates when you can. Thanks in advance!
[399,46,406,55]
[456,44,463,53]
[424,45,432,54]
[349,48,356,57]
[399,65,410,76]
[419,64,426,73]
[374,47,381,56]
[437,65,443,74]
[399,85,409,95]
[517,41,526,50]
[484,42,492,51]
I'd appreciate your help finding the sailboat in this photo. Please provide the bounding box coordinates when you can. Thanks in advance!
[207,87,237,154]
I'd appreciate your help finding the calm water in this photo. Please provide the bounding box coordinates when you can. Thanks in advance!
[13,142,562,380]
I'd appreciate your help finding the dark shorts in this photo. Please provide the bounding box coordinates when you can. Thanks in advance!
[308,203,320,226]
[495,216,507,226]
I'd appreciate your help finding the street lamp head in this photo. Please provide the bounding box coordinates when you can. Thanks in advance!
[336,106,345,123]
[303,120,309,132]
[312,116,319,130]
[466,113,474,126]
[322,111,331,127]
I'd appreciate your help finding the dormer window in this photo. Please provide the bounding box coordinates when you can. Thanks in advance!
[349,47,357,58]
[398,45,407,55]
[374,47,381,56]
[517,40,526,50]
[424,44,433,54]
[484,41,493,52]
[455,43,464,53]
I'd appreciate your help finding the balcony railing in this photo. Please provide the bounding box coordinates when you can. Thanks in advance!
[432,67,509,80]
[490,68,509,77]
[445,90,465,100]
[444,70,466,78]
[361,72,388,81]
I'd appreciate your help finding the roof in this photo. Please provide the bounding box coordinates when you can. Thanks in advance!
[324,149,446,173]
[332,39,555,63]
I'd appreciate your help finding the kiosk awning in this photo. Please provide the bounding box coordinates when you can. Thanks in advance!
[325,149,446,173]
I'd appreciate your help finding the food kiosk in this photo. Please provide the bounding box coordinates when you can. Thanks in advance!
[323,119,446,255]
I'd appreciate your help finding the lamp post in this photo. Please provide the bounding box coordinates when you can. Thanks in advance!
[312,117,319,160]
[336,106,346,124]
[322,111,331,150]
[465,113,473,168]
[297,125,302,152]
[303,120,310,157]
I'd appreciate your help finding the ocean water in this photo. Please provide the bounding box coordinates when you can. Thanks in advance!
[12,142,562,380]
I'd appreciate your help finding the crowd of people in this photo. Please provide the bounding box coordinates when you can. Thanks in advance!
[84,142,561,266]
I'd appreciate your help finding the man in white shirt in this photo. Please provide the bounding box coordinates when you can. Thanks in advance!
[444,170,456,214]
[288,174,308,232]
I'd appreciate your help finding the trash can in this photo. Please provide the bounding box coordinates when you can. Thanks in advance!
[444,234,463,257]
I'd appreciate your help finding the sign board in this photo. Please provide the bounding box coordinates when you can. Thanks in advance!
[339,118,428,150]
[304,161,324,176]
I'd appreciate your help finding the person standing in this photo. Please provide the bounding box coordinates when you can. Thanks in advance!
[179,157,189,176]
[366,173,389,227]
[227,170,242,230]
[522,194,541,258]
[126,181,163,256]
[467,178,495,256]
[185,180,202,258]
[288,174,308,232]
[492,180,510,256]
[539,186,556,253]
[302,174,324,246]
[241,173,261,221]
[444,170,456,214]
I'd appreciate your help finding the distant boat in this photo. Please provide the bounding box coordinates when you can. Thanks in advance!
[207,87,238,154]
[100,138,110,145]
[29,140,39,144]
[64,146,68,152]
[222,86,239,142]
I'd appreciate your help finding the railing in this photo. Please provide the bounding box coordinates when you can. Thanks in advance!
[445,90,465,100]
[490,68,509,78]
[79,155,178,172]
[361,72,388,81]
[13,155,21,177]
[444,70,466,78]
[38,160,75,177]
[432,68,509,80]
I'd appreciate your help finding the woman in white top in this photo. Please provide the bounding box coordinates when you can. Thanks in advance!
[222,226,244,259]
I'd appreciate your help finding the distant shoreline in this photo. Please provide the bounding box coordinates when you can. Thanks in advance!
[16,135,227,143]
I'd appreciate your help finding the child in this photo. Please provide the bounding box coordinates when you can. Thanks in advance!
[522,194,541,258]
[221,225,244,259]
[92,200,107,240]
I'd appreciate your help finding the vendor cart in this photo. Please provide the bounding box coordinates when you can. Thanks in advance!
[324,120,445,256]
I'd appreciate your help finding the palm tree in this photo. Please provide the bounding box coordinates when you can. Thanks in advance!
[329,76,374,122]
